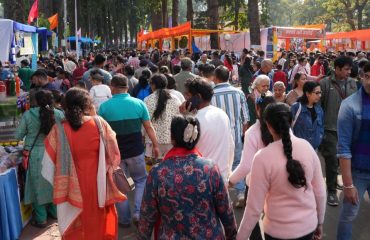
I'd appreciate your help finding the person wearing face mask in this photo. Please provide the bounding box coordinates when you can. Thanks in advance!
[291,81,324,150]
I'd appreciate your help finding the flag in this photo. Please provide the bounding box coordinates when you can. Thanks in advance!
[48,13,58,30]
[77,28,81,38]
[28,0,38,24]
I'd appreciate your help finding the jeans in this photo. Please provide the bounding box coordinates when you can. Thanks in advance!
[265,232,314,240]
[337,170,370,240]
[115,153,147,224]
[233,141,245,195]
[320,130,338,193]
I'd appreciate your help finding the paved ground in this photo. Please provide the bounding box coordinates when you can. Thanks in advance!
[20,155,370,240]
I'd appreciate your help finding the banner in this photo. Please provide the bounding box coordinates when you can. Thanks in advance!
[276,27,324,39]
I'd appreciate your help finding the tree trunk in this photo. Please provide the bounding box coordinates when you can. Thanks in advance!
[208,0,219,49]
[248,0,261,46]
[186,0,194,24]
[234,0,240,30]
[172,0,179,27]
[152,11,163,30]
[162,0,168,27]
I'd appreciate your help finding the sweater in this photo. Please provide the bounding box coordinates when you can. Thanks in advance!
[236,134,326,240]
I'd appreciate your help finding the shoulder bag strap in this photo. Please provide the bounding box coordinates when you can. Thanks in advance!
[291,103,302,129]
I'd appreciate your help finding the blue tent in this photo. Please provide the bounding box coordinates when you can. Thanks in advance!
[37,27,53,51]
[67,36,93,43]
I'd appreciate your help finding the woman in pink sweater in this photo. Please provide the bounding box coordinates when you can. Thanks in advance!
[237,103,326,240]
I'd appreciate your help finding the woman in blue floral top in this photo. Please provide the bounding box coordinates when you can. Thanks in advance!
[138,115,237,240]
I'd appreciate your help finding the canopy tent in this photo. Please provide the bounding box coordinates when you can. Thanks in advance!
[326,29,370,51]
[37,27,53,52]
[326,29,370,41]
[67,36,94,43]
[137,22,240,52]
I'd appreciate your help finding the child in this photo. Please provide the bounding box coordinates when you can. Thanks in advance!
[89,70,112,111]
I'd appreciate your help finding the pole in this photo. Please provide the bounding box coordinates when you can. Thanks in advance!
[74,0,79,59]
[63,0,67,54]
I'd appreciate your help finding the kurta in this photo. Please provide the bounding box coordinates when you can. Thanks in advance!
[62,119,118,240]
[15,107,64,205]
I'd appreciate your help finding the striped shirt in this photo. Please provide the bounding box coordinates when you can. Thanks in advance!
[211,83,249,144]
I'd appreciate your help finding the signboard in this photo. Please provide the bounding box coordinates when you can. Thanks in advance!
[276,28,324,39]
[19,33,34,55]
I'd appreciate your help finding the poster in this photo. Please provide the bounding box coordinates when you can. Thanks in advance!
[19,33,34,55]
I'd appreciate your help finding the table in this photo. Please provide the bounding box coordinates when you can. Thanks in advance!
[0,168,23,240]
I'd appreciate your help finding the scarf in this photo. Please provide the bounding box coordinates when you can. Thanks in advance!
[163,147,202,160]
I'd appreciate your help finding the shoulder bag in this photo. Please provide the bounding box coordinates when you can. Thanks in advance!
[22,129,41,170]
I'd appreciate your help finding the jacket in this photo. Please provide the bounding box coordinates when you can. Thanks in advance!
[320,74,357,131]
[291,102,324,149]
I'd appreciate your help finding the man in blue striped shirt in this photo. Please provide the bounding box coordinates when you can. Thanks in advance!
[211,66,250,207]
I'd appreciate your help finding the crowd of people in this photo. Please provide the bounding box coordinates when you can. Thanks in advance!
[7,46,370,240]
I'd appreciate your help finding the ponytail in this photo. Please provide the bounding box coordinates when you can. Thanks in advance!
[151,74,170,121]
[264,103,307,189]
[35,90,55,135]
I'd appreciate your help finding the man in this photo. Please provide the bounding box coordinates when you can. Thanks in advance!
[82,54,112,90]
[30,70,57,91]
[124,65,139,95]
[210,51,224,68]
[72,59,87,85]
[63,56,77,74]
[211,66,249,207]
[134,59,151,79]
[174,57,197,94]
[320,56,358,206]
[99,74,159,227]
[18,59,34,91]
[255,50,265,63]
[196,53,210,67]
[200,64,215,86]
[127,51,140,70]
[253,59,274,90]
[336,63,370,240]
[182,77,234,182]
[171,51,181,73]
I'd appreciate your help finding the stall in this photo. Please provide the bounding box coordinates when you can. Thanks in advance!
[326,28,370,51]
[67,36,94,57]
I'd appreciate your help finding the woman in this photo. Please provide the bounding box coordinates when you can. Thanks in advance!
[237,103,326,240]
[132,69,152,100]
[138,116,237,240]
[15,90,64,227]
[41,88,126,239]
[229,95,275,239]
[144,74,181,166]
[273,81,286,102]
[285,72,307,106]
[165,73,185,103]
[247,74,273,125]
[286,59,297,91]
[239,56,254,96]
[291,81,324,150]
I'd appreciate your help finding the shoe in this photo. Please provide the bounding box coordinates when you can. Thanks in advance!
[337,183,344,190]
[234,193,245,208]
[30,220,47,228]
[132,215,139,228]
[119,222,131,228]
[327,193,339,206]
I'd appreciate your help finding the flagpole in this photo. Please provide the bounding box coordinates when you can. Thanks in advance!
[63,0,67,55]
[74,0,79,59]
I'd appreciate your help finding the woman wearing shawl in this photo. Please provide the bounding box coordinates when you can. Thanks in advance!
[41,88,126,239]
[137,116,237,240]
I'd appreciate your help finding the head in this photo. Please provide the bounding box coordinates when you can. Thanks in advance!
[165,74,177,90]
[94,54,106,68]
[184,77,214,109]
[252,75,270,94]
[124,65,135,76]
[150,65,159,74]
[261,59,273,73]
[150,74,171,121]
[317,55,324,65]
[35,90,55,135]
[139,59,148,68]
[212,51,220,60]
[171,116,200,150]
[255,95,275,146]
[201,64,215,81]
[173,65,181,75]
[273,81,286,99]
[159,66,170,74]
[201,54,208,63]
[76,80,87,89]
[31,70,49,86]
[51,89,64,109]
[276,64,283,71]
[292,72,307,89]
[214,66,230,84]
[181,58,193,71]
[21,59,30,68]
[362,63,370,95]
[298,57,308,66]
[263,103,307,189]
[110,74,129,94]
[90,70,104,86]
[298,81,321,105]
[63,88,94,130]
[334,56,353,80]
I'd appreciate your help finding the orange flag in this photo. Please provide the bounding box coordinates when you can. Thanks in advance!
[48,13,58,30]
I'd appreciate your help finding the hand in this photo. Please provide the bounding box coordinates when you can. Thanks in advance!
[152,144,160,159]
[343,187,359,205]
[179,101,190,114]
[313,224,323,240]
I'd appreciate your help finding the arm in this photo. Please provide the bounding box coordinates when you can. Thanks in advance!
[137,170,159,240]
[15,113,28,141]
[142,120,159,159]
[311,148,326,225]
[212,165,237,240]
[240,92,250,129]
[236,153,269,240]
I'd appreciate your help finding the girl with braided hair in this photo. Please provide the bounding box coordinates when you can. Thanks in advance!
[237,103,326,240]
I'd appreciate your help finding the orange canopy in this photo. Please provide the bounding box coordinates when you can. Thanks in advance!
[326,29,370,41]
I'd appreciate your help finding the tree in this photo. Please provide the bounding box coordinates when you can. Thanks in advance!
[172,0,179,26]
[207,0,219,49]
[248,0,261,45]
[187,0,194,24]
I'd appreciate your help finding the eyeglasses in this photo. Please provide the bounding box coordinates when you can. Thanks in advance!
[313,91,322,95]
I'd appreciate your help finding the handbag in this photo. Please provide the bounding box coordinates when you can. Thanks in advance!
[22,129,41,170]
[93,116,135,194]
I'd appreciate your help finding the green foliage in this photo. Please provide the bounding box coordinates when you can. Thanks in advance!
[37,13,50,29]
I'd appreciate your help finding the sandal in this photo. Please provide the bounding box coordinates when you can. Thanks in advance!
[30,220,47,228]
